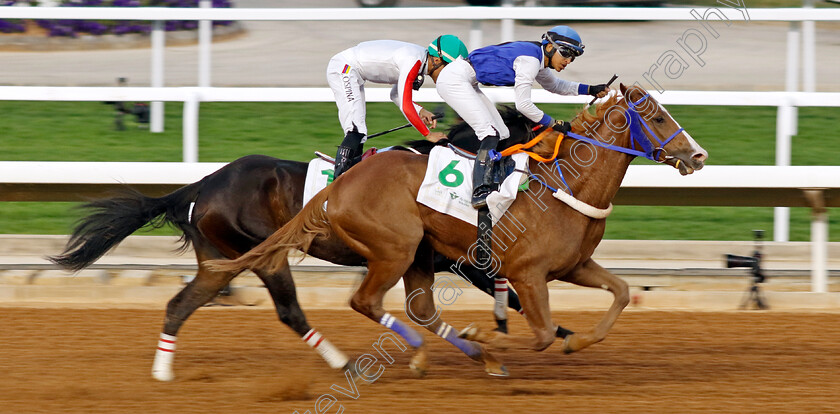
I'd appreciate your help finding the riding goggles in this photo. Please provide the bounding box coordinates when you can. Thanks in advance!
[556,45,579,61]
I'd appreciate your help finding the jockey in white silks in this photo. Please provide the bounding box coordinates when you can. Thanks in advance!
[326,36,469,178]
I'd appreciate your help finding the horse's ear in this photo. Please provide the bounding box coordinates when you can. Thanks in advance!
[619,83,628,95]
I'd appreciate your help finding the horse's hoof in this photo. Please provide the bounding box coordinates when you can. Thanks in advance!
[408,359,429,378]
[342,362,362,381]
[409,361,428,378]
[561,335,574,354]
[561,333,588,354]
[458,324,477,339]
[409,346,429,378]
[486,364,510,377]
[152,369,174,382]
[479,345,508,377]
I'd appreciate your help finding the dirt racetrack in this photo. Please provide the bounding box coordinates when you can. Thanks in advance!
[1,308,839,414]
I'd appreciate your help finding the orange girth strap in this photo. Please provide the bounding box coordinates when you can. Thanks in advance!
[499,129,564,163]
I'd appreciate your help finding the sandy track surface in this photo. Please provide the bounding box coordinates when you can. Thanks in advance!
[1,308,838,413]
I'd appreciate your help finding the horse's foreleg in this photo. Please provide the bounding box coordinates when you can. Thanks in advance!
[405,246,508,377]
[559,259,629,353]
[462,273,556,352]
[254,260,352,373]
[153,249,237,382]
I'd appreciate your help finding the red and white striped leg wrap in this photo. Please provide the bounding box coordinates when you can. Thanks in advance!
[303,329,349,370]
[152,333,176,382]
[493,277,509,321]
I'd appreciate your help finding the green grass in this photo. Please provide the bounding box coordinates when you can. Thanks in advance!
[2,101,839,241]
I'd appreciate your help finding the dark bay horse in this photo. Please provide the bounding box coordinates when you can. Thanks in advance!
[48,108,539,381]
[206,84,709,376]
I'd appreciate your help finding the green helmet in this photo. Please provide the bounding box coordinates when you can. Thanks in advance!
[428,34,468,63]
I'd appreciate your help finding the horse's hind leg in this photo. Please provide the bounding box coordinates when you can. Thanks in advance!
[252,258,352,372]
[405,243,508,377]
[347,251,433,377]
[152,248,237,382]
[559,259,629,354]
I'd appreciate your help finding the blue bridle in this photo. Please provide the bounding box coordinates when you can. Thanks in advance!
[529,93,685,196]
[565,93,684,162]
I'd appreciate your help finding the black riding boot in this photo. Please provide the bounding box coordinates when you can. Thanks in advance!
[334,128,366,178]
[471,133,501,209]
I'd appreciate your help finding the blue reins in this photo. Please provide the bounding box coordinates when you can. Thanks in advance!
[528,93,685,196]
[563,93,684,163]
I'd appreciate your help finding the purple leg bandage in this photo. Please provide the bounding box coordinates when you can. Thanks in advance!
[380,313,424,348]
[436,322,482,358]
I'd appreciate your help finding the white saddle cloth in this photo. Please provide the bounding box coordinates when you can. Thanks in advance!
[417,146,528,227]
[302,158,334,207]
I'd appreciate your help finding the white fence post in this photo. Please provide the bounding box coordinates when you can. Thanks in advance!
[774,100,794,242]
[198,0,212,88]
[802,0,816,92]
[811,210,829,292]
[500,0,514,43]
[183,90,200,163]
[774,22,803,244]
[470,20,482,52]
[804,190,828,293]
[150,20,165,133]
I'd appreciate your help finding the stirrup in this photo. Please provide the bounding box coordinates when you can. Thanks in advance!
[471,188,491,209]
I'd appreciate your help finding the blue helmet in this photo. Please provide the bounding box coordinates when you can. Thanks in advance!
[541,25,585,57]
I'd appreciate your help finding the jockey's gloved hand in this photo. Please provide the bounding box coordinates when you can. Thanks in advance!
[588,84,609,97]
[550,119,572,134]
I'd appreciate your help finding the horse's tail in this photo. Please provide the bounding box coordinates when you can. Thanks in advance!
[47,182,202,272]
[204,185,333,275]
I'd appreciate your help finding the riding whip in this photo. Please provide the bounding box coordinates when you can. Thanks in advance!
[367,113,445,139]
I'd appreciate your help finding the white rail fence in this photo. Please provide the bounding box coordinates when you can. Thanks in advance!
[1,162,836,292]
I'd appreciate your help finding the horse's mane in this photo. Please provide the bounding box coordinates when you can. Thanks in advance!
[526,93,625,160]
[570,93,623,133]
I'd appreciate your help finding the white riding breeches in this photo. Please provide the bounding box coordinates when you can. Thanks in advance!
[327,57,369,140]
[435,59,510,141]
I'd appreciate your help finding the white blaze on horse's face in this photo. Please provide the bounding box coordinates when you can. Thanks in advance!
[634,92,708,176]
[655,102,708,175]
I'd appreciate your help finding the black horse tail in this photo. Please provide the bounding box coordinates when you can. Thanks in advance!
[204,184,333,276]
[48,181,203,272]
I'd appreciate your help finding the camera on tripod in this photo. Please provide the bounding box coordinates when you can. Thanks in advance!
[724,230,768,309]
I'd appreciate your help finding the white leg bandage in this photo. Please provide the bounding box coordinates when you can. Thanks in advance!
[152,333,176,382]
[303,329,350,370]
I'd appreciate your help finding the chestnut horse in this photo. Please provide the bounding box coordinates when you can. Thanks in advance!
[48,108,543,381]
[206,84,708,376]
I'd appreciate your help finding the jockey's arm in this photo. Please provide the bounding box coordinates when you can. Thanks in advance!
[512,55,555,126]
[392,58,431,137]
[535,68,583,96]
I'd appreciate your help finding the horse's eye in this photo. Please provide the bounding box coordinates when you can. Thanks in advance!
[654,116,665,123]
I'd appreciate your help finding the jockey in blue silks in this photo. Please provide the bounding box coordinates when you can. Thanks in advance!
[435,25,611,209]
